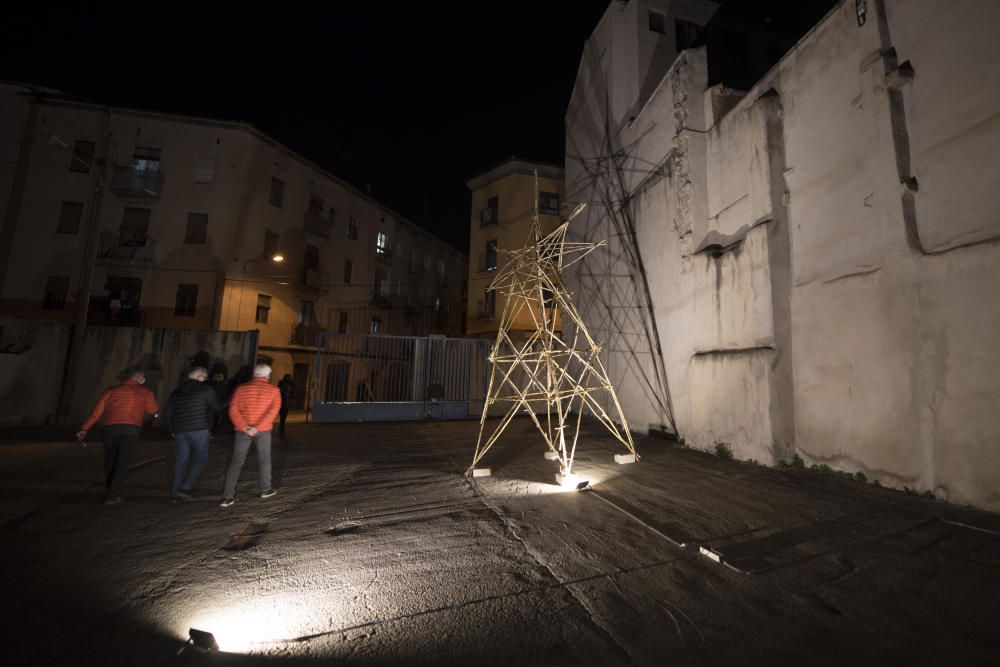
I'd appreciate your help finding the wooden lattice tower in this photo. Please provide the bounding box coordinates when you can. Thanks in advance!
[468,186,638,478]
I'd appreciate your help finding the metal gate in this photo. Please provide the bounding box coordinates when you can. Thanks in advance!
[311,333,492,422]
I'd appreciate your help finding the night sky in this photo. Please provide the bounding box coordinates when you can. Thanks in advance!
[1,1,835,252]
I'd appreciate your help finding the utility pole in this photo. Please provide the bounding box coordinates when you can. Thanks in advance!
[58,109,114,422]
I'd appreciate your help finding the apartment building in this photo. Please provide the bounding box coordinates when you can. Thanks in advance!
[465,157,564,339]
[0,82,467,403]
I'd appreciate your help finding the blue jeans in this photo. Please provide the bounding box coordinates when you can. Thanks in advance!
[172,429,211,497]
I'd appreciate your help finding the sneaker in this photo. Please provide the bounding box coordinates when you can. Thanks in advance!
[260,488,277,499]
[220,497,235,507]
[175,490,196,501]
[104,496,122,505]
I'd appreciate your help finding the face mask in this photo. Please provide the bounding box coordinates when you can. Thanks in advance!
[137,376,146,385]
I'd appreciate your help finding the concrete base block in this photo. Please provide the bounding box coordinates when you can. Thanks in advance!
[543,450,559,461]
[614,453,637,465]
[699,546,722,563]
[471,467,491,478]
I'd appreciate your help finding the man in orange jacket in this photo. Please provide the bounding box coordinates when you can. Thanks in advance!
[221,363,281,507]
[77,367,160,505]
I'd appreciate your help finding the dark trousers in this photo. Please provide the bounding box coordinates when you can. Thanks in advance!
[172,429,211,496]
[101,425,139,498]
[279,406,290,431]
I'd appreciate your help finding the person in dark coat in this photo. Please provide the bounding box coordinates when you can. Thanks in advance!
[163,366,221,501]
[209,363,230,431]
[277,373,295,432]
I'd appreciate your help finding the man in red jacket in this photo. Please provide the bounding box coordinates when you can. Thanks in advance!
[76,368,160,505]
[221,363,281,507]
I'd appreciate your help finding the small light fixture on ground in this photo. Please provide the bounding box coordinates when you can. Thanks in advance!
[188,628,219,651]
[471,467,491,477]
[555,472,590,490]
[543,450,559,461]
[614,453,637,465]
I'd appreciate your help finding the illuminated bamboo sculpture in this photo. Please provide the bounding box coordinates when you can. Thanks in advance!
[468,195,638,479]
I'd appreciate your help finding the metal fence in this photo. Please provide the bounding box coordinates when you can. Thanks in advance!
[311,333,493,421]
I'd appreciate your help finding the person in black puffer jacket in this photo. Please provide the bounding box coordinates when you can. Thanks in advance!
[164,367,221,500]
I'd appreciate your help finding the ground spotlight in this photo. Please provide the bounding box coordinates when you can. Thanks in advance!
[576,480,592,491]
[188,628,219,651]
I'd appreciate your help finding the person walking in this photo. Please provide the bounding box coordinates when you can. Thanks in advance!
[221,364,281,507]
[76,368,160,505]
[163,366,220,501]
[208,363,230,431]
[277,373,295,433]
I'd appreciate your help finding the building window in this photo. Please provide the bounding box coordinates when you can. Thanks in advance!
[69,140,94,173]
[482,289,496,318]
[328,206,336,223]
[42,276,69,310]
[539,191,560,215]
[484,239,497,272]
[133,146,161,173]
[373,273,384,297]
[184,213,208,244]
[648,9,666,34]
[174,283,198,316]
[437,258,446,284]
[193,154,217,184]
[305,244,320,271]
[120,207,151,246]
[269,177,284,208]
[434,296,441,312]
[376,231,388,257]
[255,294,272,323]
[338,310,349,334]
[299,300,315,327]
[263,229,279,258]
[481,195,499,226]
[57,201,83,234]
[675,19,704,51]
[347,216,358,240]
[370,315,381,334]
[343,259,353,284]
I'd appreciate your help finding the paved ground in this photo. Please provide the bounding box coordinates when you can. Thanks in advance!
[2,418,999,666]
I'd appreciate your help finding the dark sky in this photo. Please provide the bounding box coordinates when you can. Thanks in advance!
[1,1,834,252]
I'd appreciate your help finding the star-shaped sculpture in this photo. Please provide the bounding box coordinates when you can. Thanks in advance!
[468,196,638,480]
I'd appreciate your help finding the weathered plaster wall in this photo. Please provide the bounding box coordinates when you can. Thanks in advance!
[567,0,1000,509]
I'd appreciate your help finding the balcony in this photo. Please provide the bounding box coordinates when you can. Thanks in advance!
[477,252,497,273]
[292,324,325,346]
[304,211,331,239]
[87,296,143,327]
[302,269,329,293]
[375,248,394,266]
[97,231,155,263]
[110,167,164,200]
[371,292,392,309]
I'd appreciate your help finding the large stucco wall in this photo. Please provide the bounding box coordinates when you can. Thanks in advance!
[566,0,1000,510]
